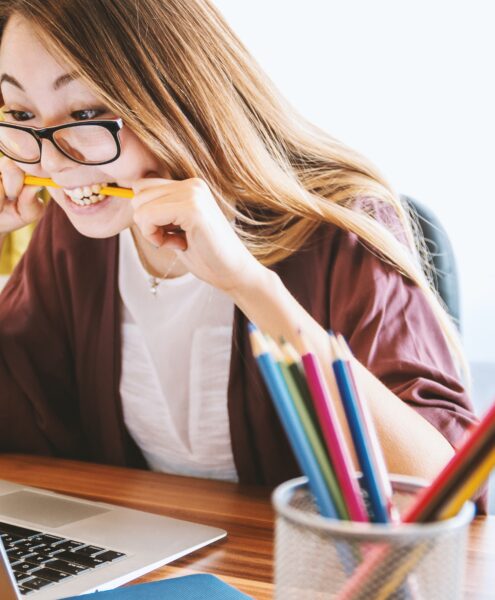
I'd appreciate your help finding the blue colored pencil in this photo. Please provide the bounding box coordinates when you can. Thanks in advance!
[338,334,399,523]
[328,333,389,523]
[248,323,338,518]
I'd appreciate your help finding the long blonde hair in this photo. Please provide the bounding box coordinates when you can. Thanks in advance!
[0,0,466,374]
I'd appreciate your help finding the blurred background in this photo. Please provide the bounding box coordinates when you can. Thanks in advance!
[214,0,494,508]
[213,0,495,407]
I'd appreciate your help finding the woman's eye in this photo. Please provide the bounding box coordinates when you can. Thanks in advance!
[71,109,104,121]
[2,109,34,122]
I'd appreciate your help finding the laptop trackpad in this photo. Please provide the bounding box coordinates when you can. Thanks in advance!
[0,491,109,528]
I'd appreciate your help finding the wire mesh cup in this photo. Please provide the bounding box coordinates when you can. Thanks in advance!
[272,475,475,600]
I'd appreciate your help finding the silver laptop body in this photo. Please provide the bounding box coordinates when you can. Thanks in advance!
[0,479,226,599]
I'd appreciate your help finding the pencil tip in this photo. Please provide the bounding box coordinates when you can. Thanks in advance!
[328,333,341,358]
[247,322,257,334]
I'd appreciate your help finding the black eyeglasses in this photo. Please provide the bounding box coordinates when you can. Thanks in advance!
[0,118,124,165]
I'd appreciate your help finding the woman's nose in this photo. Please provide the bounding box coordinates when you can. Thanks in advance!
[39,138,73,173]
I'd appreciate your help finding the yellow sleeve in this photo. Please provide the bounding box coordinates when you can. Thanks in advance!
[0,223,37,275]
[0,191,50,275]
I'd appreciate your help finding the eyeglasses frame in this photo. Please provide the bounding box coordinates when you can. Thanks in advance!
[0,117,124,166]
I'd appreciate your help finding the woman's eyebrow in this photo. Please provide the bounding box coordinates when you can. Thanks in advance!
[0,71,79,91]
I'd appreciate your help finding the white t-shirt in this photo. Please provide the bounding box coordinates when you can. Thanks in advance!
[118,228,238,481]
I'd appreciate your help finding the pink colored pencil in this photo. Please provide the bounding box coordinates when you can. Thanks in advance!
[299,332,369,522]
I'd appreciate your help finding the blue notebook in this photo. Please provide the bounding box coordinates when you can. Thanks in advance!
[63,574,253,599]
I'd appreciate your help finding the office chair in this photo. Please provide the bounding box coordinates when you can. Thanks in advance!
[401,195,461,331]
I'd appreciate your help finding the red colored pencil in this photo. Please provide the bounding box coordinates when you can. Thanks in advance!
[402,401,495,523]
[336,400,495,600]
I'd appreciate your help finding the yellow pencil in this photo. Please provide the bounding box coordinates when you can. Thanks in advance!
[438,447,495,520]
[23,175,134,198]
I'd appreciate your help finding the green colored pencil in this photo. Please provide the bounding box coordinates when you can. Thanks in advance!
[266,336,350,520]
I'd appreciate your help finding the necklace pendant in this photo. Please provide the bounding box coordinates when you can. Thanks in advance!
[150,277,159,295]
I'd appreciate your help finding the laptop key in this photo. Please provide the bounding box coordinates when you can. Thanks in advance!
[0,522,41,538]
[18,586,34,596]
[50,540,85,553]
[13,562,39,575]
[23,553,58,566]
[1,533,23,544]
[32,566,72,582]
[12,542,47,554]
[75,545,106,557]
[95,550,126,563]
[4,541,20,550]
[6,548,36,561]
[55,550,105,568]
[15,538,47,549]
[20,576,53,591]
[43,558,89,575]
[29,534,65,546]
[13,570,37,583]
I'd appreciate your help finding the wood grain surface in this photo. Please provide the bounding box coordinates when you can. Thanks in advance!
[0,455,493,599]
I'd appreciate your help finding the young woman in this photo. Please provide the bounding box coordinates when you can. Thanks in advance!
[0,0,485,510]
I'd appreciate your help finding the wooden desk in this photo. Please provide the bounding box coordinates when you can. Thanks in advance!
[0,455,493,599]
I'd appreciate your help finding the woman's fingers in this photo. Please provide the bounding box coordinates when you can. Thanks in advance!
[133,199,180,235]
[132,177,177,197]
[16,185,45,223]
[0,158,45,232]
[0,156,25,200]
[133,198,189,249]
[148,228,187,251]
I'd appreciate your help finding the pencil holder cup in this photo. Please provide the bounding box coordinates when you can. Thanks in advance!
[272,475,475,600]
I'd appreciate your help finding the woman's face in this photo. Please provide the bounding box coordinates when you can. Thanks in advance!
[0,14,164,238]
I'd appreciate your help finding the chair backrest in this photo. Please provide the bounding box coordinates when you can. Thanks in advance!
[401,195,461,330]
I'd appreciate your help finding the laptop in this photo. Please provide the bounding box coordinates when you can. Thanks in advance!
[0,479,226,599]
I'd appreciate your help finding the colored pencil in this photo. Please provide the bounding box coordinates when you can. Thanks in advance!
[267,337,349,519]
[337,334,399,523]
[402,401,495,523]
[280,338,322,437]
[438,445,495,519]
[23,175,134,198]
[248,323,338,518]
[328,334,389,523]
[337,402,495,600]
[298,332,369,523]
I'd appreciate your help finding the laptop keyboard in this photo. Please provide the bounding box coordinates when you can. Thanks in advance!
[0,521,127,595]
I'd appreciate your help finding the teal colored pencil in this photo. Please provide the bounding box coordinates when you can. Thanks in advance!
[248,324,338,518]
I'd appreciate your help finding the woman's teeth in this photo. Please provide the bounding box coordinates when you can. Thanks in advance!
[63,183,110,206]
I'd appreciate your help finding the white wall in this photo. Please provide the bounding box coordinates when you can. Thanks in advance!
[213,1,495,371]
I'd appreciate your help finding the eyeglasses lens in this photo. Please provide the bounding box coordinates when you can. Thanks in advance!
[53,125,118,164]
[0,127,39,162]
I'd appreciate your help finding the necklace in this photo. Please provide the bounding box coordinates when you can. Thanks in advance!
[130,228,181,296]
[149,253,180,295]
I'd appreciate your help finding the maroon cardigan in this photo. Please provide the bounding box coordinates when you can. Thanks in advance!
[0,202,486,512]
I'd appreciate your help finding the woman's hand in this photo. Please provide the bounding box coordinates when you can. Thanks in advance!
[131,176,266,293]
[0,157,44,234]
